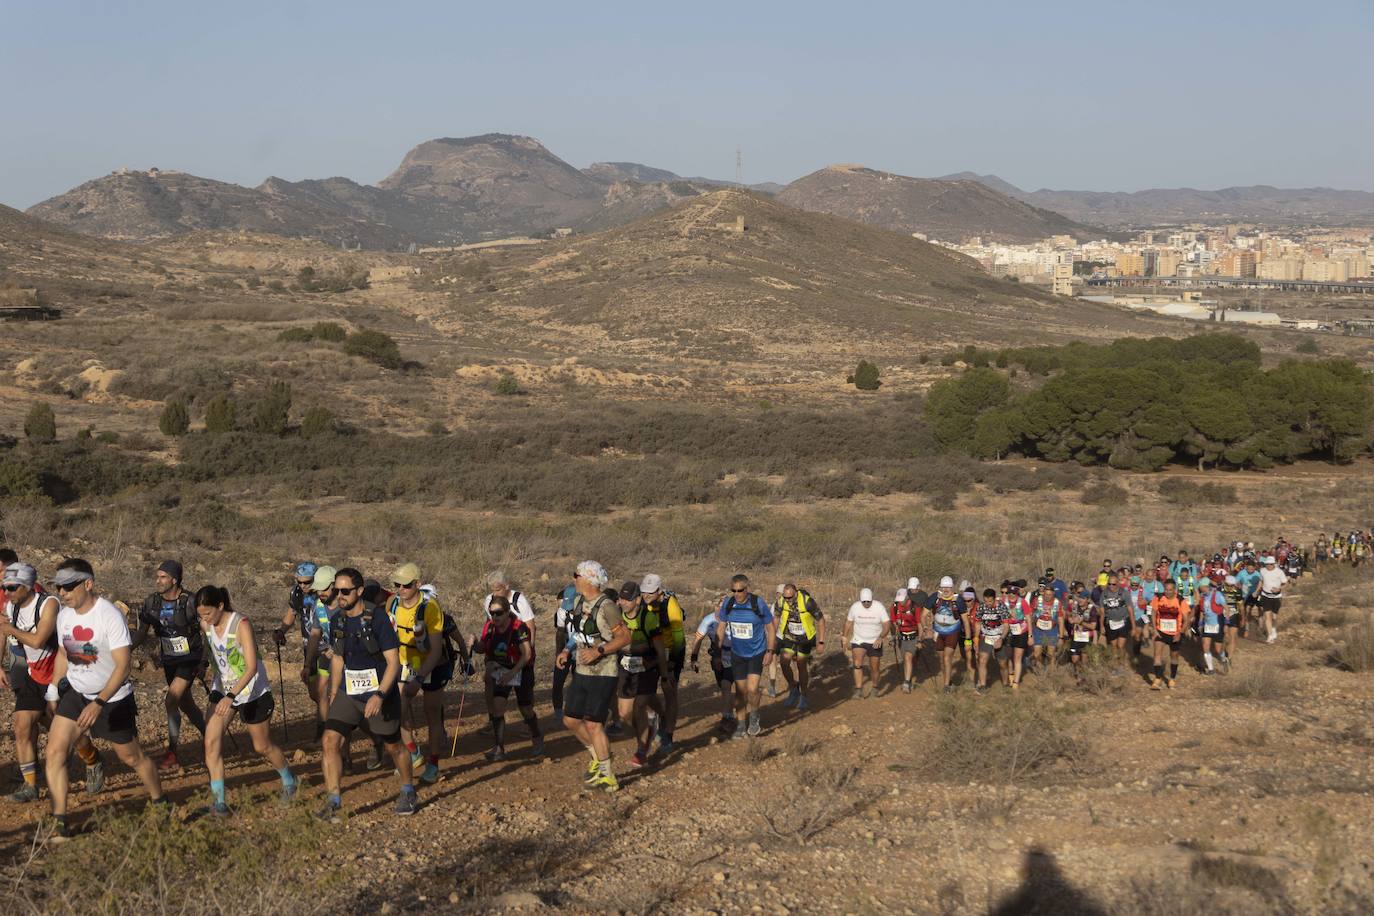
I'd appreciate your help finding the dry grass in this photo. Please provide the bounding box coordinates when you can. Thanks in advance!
[1329,620,1374,672]
[1209,663,1294,701]
[757,763,880,845]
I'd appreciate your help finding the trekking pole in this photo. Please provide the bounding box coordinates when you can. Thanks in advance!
[449,670,470,757]
[274,638,289,748]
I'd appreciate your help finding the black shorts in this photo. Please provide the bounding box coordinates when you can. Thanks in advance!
[1007,632,1029,651]
[1155,633,1181,649]
[1243,595,1260,610]
[1104,621,1131,641]
[1226,614,1241,628]
[618,666,660,699]
[162,658,203,686]
[712,659,735,689]
[1068,638,1093,657]
[1259,595,1282,614]
[208,690,275,725]
[490,667,535,706]
[731,653,765,680]
[9,665,50,713]
[849,643,882,659]
[324,688,402,741]
[56,687,138,744]
[778,636,816,658]
[564,672,617,724]
[421,661,454,692]
[668,647,685,683]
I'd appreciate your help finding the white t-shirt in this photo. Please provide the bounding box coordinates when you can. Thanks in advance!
[485,592,534,626]
[696,612,731,665]
[58,597,133,702]
[1258,567,1288,597]
[847,601,888,645]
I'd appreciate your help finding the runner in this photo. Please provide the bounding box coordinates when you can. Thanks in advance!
[1,563,61,802]
[46,559,168,841]
[1148,579,1192,690]
[1169,550,1198,584]
[775,582,825,708]
[275,562,333,743]
[550,577,578,720]
[959,582,979,679]
[973,588,1010,692]
[999,580,1031,689]
[1235,558,1261,638]
[1220,574,1245,665]
[1099,577,1135,666]
[927,577,969,692]
[1257,556,1288,644]
[615,581,669,767]
[194,585,296,815]
[690,606,736,735]
[715,574,776,738]
[317,567,417,820]
[130,559,206,772]
[889,586,922,693]
[557,560,629,792]
[1066,594,1099,682]
[640,573,686,749]
[388,563,454,783]
[844,588,889,699]
[471,593,536,763]
[1193,577,1229,675]
[1029,584,1065,674]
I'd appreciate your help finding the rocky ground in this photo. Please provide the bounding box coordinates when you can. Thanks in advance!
[1,562,1371,914]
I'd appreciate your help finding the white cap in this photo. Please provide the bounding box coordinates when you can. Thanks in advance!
[939,576,955,589]
[895,588,908,602]
[959,579,971,591]
[1264,556,1277,565]
[859,588,874,602]
[907,577,920,590]
[640,573,663,594]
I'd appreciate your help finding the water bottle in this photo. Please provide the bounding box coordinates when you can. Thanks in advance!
[413,613,428,652]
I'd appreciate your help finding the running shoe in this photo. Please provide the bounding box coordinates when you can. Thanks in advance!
[419,763,441,785]
[155,749,180,773]
[590,773,620,793]
[731,719,748,741]
[210,801,231,818]
[606,721,624,737]
[851,689,863,700]
[484,746,506,762]
[8,783,38,803]
[1166,678,1177,689]
[409,749,425,770]
[747,713,761,737]
[279,781,299,806]
[365,745,383,771]
[629,750,648,769]
[315,799,342,823]
[783,687,799,708]
[1150,678,1162,691]
[529,737,546,757]
[796,696,810,711]
[394,788,419,816]
[902,681,913,694]
[50,817,71,844]
[658,738,675,754]
[767,681,777,698]
[85,758,105,794]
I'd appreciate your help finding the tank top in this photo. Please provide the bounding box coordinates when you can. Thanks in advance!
[6,593,59,683]
[204,612,271,704]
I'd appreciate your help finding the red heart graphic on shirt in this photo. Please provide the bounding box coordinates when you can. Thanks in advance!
[72,625,95,642]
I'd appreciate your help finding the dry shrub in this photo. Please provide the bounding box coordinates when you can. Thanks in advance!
[926,691,1086,784]
[758,763,879,845]
[1209,663,1293,700]
[1329,620,1374,673]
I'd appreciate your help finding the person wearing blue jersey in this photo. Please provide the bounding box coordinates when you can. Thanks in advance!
[1193,577,1230,674]
[1234,558,1262,638]
[926,577,968,692]
[714,574,775,740]
[550,579,578,720]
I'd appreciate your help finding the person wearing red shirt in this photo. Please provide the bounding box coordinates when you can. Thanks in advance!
[889,587,924,693]
[1148,580,1192,690]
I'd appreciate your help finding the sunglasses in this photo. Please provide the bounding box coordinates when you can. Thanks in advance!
[336,587,357,595]
[295,579,314,587]
[490,607,510,616]
[731,587,747,594]
[2,584,22,592]
[394,580,417,589]
[55,581,87,593]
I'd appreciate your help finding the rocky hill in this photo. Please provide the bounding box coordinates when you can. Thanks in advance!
[946,174,1374,228]
[776,165,1105,243]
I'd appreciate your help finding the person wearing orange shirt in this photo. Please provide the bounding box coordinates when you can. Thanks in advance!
[1148,580,1192,690]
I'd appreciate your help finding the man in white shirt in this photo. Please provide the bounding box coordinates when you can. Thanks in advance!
[1257,557,1289,644]
[844,588,890,700]
[46,559,168,841]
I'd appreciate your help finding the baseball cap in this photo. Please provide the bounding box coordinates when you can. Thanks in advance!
[312,565,338,592]
[391,563,421,586]
[859,588,874,602]
[939,576,954,589]
[895,588,908,602]
[2,563,36,588]
[1264,556,1277,565]
[907,577,920,590]
[640,573,663,594]
[619,581,641,602]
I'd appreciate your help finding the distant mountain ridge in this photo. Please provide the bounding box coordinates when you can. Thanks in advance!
[938,173,1374,228]
[778,165,1105,243]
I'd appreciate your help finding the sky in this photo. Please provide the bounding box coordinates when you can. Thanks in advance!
[4,0,1372,208]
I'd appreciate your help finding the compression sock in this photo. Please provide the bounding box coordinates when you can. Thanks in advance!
[185,702,207,737]
[315,720,325,741]
[167,706,182,748]
[20,762,36,786]
[522,711,542,739]
[210,779,226,806]
[1170,663,1179,679]
[328,793,341,807]
[490,716,506,748]
[1204,653,1215,671]
[1152,664,1164,681]
[76,744,99,766]
[598,758,613,777]
[277,767,296,788]
[404,741,418,755]
[427,754,440,767]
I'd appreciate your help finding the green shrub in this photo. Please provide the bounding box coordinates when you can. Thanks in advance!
[925,368,1009,450]
[204,395,237,435]
[276,326,314,343]
[851,360,881,391]
[250,382,292,436]
[0,459,44,500]
[1081,478,1128,505]
[23,402,56,442]
[494,372,521,396]
[159,400,190,437]
[312,321,346,341]
[343,329,402,369]
[1295,338,1321,355]
[300,406,335,439]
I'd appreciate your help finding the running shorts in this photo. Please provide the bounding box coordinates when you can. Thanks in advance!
[731,653,765,680]
[324,688,401,740]
[9,665,49,713]
[849,642,882,658]
[711,660,735,689]
[208,690,275,725]
[162,659,204,685]
[897,634,921,655]
[934,631,962,650]
[56,686,138,744]
[1032,629,1060,647]
[1007,633,1029,651]
[618,667,660,699]
[777,637,815,658]
[668,647,685,683]
[1259,595,1282,614]
[491,667,536,706]
[563,672,617,724]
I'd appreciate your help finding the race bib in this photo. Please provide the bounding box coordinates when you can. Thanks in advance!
[1108,619,1126,630]
[983,634,1003,647]
[160,636,191,656]
[344,667,380,696]
[787,621,807,637]
[1203,623,1220,635]
[1035,618,1054,631]
[620,655,646,673]
[729,621,754,641]
[1009,621,1026,635]
[1073,631,1091,643]
[1158,618,1178,635]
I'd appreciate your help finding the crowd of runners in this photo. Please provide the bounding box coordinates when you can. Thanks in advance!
[0,530,1369,837]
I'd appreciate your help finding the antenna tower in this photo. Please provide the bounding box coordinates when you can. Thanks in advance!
[735,147,743,186]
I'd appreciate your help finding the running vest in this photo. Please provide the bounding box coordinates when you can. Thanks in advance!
[1032,596,1061,631]
[140,591,202,661]
[930,595,963,634]
[5,593,59,683]
[298,592,331,641]
[571,595,613,649]
[478,617,530,669]
[619,604,663,673]
[777,591,819,641]
[890,599,921,637]
[1000,598,1028,636]
[203,612,271,704]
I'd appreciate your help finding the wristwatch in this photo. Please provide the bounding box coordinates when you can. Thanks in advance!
[93,697,108,707]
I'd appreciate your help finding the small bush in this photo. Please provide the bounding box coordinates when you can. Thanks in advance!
[299,406,335,439]
[493,372,521,396]
[757,763,879,845]
[343,329,402,369]
[312,321,346,342]
[24,402,56,442]
[1158,478,1237,505]
[851,360,881,391]
[1329,621,1374,672]
[1295,338,1321,355]
[1080,479,1128,505]
[1209,663,1293,700]
[276,326,313,343]
[159,400,190,437]
[926,692,1085,783]
[204,394,237,435]
[250,381,292,436]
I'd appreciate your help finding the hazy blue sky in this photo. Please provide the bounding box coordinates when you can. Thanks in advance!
[4,0,1372,208]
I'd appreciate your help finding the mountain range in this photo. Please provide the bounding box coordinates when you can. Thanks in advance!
[939,173,1374,228]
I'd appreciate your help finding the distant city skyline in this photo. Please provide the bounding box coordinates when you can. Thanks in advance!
[3,0,1372,209]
